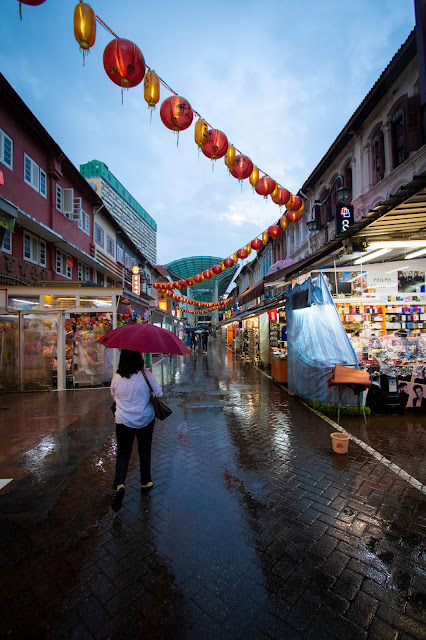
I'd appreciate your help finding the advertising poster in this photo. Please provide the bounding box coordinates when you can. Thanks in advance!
[397,270,426,293]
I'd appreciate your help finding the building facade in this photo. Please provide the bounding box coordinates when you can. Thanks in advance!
[80,159,157,264]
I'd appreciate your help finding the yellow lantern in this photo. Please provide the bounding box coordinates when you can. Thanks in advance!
[144,70,160,111]
[221,262,225,271]
[262,231,269,244]
[233,253,238,263]
[225,145,236,172]
[249,166,259,190]
[280,215,288,231]
[271,183,279,199]
[298,200,305,214]
[194,118,208,149]
[246,243,252,255]
[74,2,96,64]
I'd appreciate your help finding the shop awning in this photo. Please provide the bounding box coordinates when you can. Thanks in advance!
[238,281,264,305]
[217,293,286,327]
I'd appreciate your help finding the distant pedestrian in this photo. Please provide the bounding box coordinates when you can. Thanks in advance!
[110,349,163,512]
[190,332,196,350]
[185,331,192,349]
[202,330,208,353]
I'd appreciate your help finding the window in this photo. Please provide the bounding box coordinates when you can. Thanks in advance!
[56,184,62,211]
[23,231,46,266]
[2,229,12,254]
[392,107,405,168]
[78,208,90,235]
[391,95,423,169]
[94,222,104,247]
[106,234,115,257]
[78,261,91,282]
[24,154,47,197]
[116,244,124,264]
[0,128,13,170]
[371,129,385,184]
[125,253,132,269]
[56,249,72,278]
[96,271,104,287]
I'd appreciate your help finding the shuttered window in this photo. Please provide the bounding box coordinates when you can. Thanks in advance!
[0,128,13,170]
[56,249,72,278]
[24,154,46,197]
[23,231,46,266]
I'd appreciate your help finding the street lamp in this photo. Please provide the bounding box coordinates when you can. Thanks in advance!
[302,174,349,233]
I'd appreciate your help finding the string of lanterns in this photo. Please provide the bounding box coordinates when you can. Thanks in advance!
[70,1,305,216]
[19,1,305,292]
[154,287,234,308]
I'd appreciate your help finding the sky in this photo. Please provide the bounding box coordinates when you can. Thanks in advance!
[0,0,416,265]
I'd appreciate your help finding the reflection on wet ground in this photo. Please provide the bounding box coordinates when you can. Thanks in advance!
[0,339,425,639]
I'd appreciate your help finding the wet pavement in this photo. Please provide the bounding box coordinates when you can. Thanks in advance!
[0,340,426,639]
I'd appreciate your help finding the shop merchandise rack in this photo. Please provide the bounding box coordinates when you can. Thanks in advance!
[336,301,426,336]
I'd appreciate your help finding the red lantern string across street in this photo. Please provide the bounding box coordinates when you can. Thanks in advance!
[286,210,301,224]
[160,96,194,134]
[255,176,276,198]
[212,264,222,275]
[286,195,303,212]
[236,248,248,260]
[202,129,228,161]
[103,38,146,89]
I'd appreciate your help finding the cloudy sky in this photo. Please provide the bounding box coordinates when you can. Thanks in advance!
[1,0,415,265]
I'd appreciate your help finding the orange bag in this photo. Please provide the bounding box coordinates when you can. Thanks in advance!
[331,365,371,387]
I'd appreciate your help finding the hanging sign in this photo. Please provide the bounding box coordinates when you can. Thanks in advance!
[335,204,354,235]
[66,256,74,268]
[268,309,278,323]
[132,274,141,295]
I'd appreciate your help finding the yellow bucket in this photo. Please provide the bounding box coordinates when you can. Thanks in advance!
[331,432,349,454]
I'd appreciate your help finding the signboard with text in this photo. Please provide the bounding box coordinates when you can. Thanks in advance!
[132,274,140,295]
[335,204,354,236]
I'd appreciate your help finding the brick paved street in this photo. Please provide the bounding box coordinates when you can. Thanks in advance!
[0,340,426,639]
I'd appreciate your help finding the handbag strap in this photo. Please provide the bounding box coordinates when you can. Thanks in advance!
[141,369,155,396]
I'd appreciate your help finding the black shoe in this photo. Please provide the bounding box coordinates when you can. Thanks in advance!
[112,486,125,512]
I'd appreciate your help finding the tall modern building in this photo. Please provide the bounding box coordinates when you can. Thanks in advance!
[80,159,157,264]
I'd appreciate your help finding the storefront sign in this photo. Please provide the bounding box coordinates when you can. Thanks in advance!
[268,309,278,322]
[335,204,354,235]
[132,274,140,295]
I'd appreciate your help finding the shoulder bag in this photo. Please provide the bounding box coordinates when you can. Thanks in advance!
[141,369,172,421]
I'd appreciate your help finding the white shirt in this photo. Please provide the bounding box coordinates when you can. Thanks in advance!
[111,369,163,429]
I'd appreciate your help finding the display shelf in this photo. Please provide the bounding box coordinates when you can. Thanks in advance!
[335,301,426,336]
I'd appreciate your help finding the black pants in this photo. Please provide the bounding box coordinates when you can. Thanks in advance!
[113,419,155,489]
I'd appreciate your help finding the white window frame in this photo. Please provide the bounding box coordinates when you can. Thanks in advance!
[24,153,46,198]
[0,128,13,170]
[56,248,72,279]
[23,231,46,267]
[78,208,90,235]
[2,229,12,254]
[78,261,91,282]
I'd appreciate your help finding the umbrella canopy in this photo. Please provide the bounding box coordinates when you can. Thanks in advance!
[97,324,190,355]
[183,327,197,332]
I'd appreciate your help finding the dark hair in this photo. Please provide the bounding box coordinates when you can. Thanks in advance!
[117,349,144,378]
[413,385,423,393]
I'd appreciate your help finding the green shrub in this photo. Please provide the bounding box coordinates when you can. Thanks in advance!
[305,399,371,417]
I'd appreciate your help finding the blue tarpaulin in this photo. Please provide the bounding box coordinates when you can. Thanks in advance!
[286,272,359,404]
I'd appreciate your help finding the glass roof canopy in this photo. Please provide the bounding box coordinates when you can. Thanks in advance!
[165,256,237,301]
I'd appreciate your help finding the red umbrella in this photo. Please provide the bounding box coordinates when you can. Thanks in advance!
[97,324,190,355]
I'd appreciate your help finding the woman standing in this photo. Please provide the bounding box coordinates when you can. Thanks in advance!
[110,349,163,512]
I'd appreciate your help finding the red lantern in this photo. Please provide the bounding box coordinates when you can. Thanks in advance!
[223,257,234,268]
[166,282,173,290]
[179,279,187,288]
[236,248,248,260]
[267,225,282,238]
[272,187,291,207]
[160,96,194,133]
[202,270,212,279]
[250,238,263,251]
[166,291,173,297]
[287,195,303,212]
[212,264,222,275]
[193,274,202,283]
[103,38,146,89]
[202,129,228,161]
[286,210,300,224]
[255,176,276,198]
[230,155,254,181]
[172,281,179,289]
[185,278,194,286]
